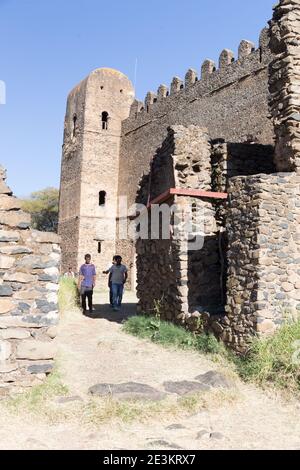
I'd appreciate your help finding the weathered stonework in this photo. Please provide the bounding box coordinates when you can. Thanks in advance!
[58,1,300,352]
[269,0,300,171]
[0,167,60,392]
[222,173,300,352]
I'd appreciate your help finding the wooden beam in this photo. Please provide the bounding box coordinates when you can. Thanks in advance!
[147,187,227,208]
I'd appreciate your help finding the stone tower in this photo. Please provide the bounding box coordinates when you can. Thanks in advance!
[59,68,134,284]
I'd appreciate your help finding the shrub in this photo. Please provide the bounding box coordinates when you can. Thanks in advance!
[58,277,80,313]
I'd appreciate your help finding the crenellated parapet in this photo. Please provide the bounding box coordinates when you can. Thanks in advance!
[129,27,271,118]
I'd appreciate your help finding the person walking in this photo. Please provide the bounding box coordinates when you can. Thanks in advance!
[108,255,128,311]
[103,256,117,307]
[78,254,96,313]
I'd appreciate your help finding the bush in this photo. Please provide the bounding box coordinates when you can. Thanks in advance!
[58,277,80,313]
[123,315,224,355]
[235,319,300,393]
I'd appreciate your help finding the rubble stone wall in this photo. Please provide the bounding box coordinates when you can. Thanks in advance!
[136,126,222,329]
[223,173,300,352]
[0,167,60,393]
[269,0,300,172]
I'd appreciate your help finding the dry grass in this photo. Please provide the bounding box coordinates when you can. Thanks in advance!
[4,375,240,428]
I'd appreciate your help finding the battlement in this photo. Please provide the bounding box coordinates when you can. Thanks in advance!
[129,27,271,119]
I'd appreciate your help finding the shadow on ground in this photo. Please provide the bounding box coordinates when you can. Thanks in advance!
[84,302,137,324]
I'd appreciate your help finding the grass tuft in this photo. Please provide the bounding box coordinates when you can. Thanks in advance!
[234,319,300,393]
[123,315,225,355]
[7,367,69,416]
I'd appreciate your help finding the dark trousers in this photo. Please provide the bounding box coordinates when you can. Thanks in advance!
[112,283,124,308]
[109,284,113,306]
[81,289,93,311]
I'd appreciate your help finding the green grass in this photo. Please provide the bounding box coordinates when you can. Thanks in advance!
[123,315,225,355]
[58,277,80,313]
[123,314,300,396]
[234,319,300,394]
[7,367,69,415]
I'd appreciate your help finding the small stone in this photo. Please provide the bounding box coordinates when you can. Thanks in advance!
[27,363,54,374]
[148,440,183,450]
[0,285,13,297]
[196,430,210,439]
[46,326,58,339]
[0,340,12,361]
[0,298,15,314]
[282,282,294,292]
[166,424,186,430]
[89,382,167,401]
[210,432,225,440]
[0,254,15,269]
[195,371,233,389]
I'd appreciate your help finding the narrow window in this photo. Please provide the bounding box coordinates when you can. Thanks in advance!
[99,191,106,206]
[101,111,109,130]
[98,241,102,254]
[72,114,77,137]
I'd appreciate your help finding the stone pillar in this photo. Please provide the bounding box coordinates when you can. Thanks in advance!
[269,0,300,171]
[224,173,300,353]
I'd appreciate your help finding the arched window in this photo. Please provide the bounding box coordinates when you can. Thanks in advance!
[101,111,109,130]
[99,191,106,206]
[72,114,77,137]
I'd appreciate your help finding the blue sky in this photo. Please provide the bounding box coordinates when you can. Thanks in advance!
[0,0,274,197]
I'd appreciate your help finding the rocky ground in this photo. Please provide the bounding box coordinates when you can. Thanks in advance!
[0,291,300,450]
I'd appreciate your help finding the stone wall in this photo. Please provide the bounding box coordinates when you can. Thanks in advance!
[136,126,222,328]
[0,167,60,393]
[269,0,300,172]
[222,173,300,352]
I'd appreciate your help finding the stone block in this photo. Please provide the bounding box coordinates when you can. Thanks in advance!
[0,298,15,314]
[16,340,57,360]
[0,230,20,243]
[3,272,37,284]
[0,328,31,340]
[0,245,33,255]
[0,254,15,269]
[0,211,31,229]
[0,340,11,361]
[0,285,13,297]
[31,231,61,244]
[0,195,22,211]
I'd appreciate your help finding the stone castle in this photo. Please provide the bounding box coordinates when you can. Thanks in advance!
[59,0,300,352]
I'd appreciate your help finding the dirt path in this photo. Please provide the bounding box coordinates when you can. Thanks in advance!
[1,291,300,450]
